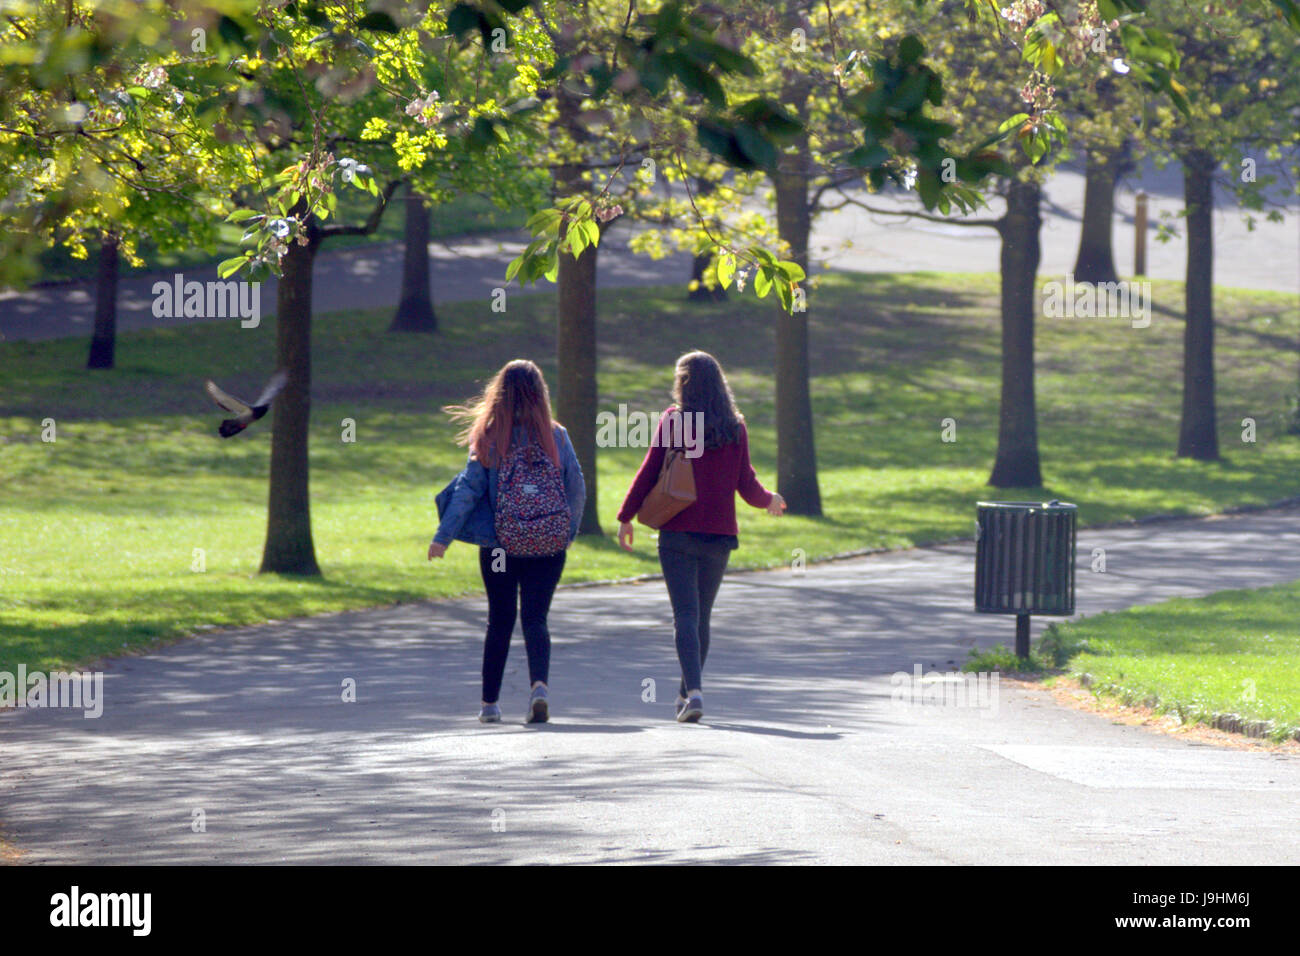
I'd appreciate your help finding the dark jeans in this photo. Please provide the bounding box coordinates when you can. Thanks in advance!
[478,547,567,704]
[657,531,735,697]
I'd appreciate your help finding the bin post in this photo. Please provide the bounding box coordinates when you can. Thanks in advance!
[1134,191,1148,277]
[1016,614,1030,659]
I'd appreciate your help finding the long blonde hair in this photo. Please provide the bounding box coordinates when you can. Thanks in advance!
[445,359,559,467]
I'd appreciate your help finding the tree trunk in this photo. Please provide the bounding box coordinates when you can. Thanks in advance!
[553,78,602,536]
[1177,150,1219,461]
[771,133,822,515]
[389,185,437,333]
[989,180,1044,488]
[260,238,323,575]
[556,220,602,535]
[1073,151,1120,283]
[86,232,119,369]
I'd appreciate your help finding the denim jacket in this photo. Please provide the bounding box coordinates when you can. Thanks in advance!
[434,423,585,548]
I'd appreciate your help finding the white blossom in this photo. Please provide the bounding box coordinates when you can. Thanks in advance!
[404,90,443,128]
[337,157,371,184]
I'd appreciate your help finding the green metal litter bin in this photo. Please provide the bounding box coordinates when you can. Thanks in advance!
[975,500,1077,656]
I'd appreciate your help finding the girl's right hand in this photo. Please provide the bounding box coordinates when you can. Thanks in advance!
[766,492,787,516]
[618,521,635,552]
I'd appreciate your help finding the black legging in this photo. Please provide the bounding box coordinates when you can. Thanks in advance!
[657,531,733,697]
[478,547,567,703]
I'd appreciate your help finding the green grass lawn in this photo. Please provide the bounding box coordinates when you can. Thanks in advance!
[1045,581,1300,741]
[1,270,1297,674]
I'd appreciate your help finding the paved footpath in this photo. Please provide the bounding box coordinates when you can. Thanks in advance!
[2,507,1299,865]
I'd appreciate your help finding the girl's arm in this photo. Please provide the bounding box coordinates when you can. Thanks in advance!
[557,425,586,541]
[736,424,776,510]
[616,409,672,524]
[432,454,489,549]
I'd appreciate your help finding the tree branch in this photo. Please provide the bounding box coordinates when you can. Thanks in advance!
[827,188,1004,229]
[317,179,403,237]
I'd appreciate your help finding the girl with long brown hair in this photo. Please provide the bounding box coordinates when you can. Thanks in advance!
[430,360,585,724]
[617,351,785,723]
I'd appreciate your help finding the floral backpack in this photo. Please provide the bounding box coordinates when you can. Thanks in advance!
[494,438,570,556]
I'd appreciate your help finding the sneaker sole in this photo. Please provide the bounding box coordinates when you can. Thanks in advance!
[527,698,549,724]
[677,705,702,723]
[479,713,501,724]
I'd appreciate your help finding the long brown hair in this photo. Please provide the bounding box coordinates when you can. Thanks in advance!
[445,359,559,467]
[672,350,743,449]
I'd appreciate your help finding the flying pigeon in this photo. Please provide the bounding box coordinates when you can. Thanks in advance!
[204,370,287,438]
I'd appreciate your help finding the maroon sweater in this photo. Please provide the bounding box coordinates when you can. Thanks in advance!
[617,408,774,535]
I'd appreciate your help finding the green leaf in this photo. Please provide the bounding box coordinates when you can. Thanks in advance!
[898,35,926,66]
[996,113,1032,137]
[446,4,482,40]
[733,123,778,171]
[916,168,943,208]
[776,279,793,313]
[716,251,735,289]
[697,121,750,169]
[301,2,331,27]
[217,15,253,51]
[671,56,726,108]
[1023,126,1050,165]
[844,142,890,169]
[567,225,588,255]
[1270,0,1300,30]
[355,12,399,33]
[525,208,562,237]
[734,98,802,139]
[217,256,247,279]
[892,71,931,113]
[776,260,805,282]
[1023,14,1062,75]
[753,267,772,299]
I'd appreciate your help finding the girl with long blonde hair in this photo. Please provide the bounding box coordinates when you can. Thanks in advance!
[431,360,586,724]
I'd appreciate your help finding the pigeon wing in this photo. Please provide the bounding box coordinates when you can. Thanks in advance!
[251,369,288,408]
[205,380,253,418]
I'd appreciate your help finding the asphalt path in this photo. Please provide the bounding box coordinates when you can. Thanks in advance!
[3,507,1299,864]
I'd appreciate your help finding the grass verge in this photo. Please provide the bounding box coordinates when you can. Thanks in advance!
[1037,582,1300,742]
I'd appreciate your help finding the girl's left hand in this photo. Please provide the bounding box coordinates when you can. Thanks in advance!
[428,541,448,560]
[766,493,787,516]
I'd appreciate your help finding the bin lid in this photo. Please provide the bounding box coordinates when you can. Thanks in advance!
[976,499,1077,511]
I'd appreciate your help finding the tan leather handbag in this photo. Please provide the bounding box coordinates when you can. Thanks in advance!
[635,446,696,529]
